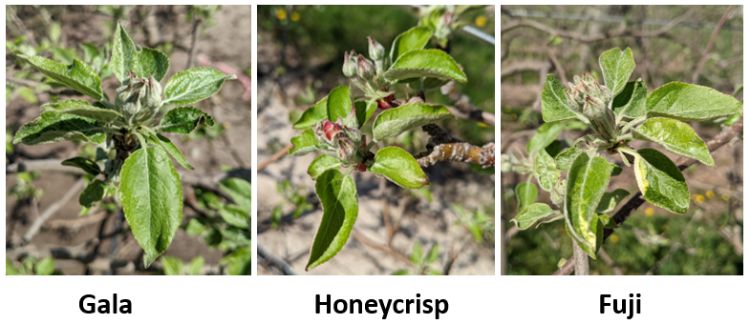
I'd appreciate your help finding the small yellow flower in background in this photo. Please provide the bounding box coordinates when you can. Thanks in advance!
[275,8,287,21]
[610,233,620,244]
[721,194,730,201]
[474,15,487,28]
[705,190,715,200]
[644,207,655,217]
[290,11,300,22]
[693,194,705,204]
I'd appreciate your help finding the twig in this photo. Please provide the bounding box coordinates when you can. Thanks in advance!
[502,9,693,43]
[547,49,568,84]
[257,244,296,275]
[553,257,575,275]
[352,229,412,265]
[441,81,496,125]
[7,158,243,188]
[418,142,495,168]
[446,106,495,126]
[556,120,743,275]
[572,240,589,275]
[21,179,86,244]
[258,143,292,171]
[691,6,736,83]
[185,16,202,69]
[501,60,550,78]
[7,159,81,174]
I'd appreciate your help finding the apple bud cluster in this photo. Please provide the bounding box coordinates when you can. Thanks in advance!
[566,74,617,142]
[116,74,162,125]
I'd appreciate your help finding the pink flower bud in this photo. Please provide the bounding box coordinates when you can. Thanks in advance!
[321,120,342,141]
[377,94,397,110]
[356,54,375,80]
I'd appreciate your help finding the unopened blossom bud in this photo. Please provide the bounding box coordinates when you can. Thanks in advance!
[367,36,385,61]
[116,78,144,119]
[356,54,375,80]
[141,76,162,111]
[116,75,162,124]
[342,51,357,78]
[315,120,343,143]
[567,74,616,141]
[377,94,396,110]
[336,135,356,161]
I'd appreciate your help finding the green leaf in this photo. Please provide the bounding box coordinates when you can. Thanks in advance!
[372,103,451,141]
[384,49,467,83]
[354,100,378,129]
[35,257,56,275]
[612,80,647,119]
[61,156,101,176]
[219,205,250,229]
[293,97,328,129]
[219,177,251,209]
[290,129,320,155]
[159,107,214,134]
[18,55,103,99]
[565,153,613,259]
[308,155,343,180]
[149,134,193,170]
[527,122,565,153]
[134,48,169,81]
[327,85,351,122]
[161,257,182,275]
[512,203,558,230]
[80,179,106,208]
[221,247,251,275]
[163,67,231,105]
[633,148,689,214]
[596,189,630,214]
[634,117,714,165]
[120,146,183,267]
[13,112,102,145]
[110,23,137,82]
[554,147,581,171]
[647,82,742,121]
[389,26,433,61]
[369,146,428,189]
[515,181,537,209]
[598,47,635,96]
[307,169,358,270]
[541,74,577,122]
[187,257,204,275]
[533,150,559,191]
[42,99,122,123]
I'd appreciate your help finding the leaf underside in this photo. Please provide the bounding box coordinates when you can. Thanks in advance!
[306,169,358,270]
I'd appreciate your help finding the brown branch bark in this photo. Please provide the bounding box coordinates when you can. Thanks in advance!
[352,229,412,265]
[502,9,693,43]
[691,6,736,83]
[417,142,495,168]
[257,143,292,171]
[7,159,235,188]
[572,240,590,275]
[21,179,86,245]
[185,16,202,69]
[556,120,743,275]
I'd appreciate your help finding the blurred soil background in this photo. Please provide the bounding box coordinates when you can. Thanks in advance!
[6,5,252,275]
[257,5,495,275]
[501,5,743,275]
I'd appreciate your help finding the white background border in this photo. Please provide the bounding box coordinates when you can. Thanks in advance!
[1,0,747,323]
